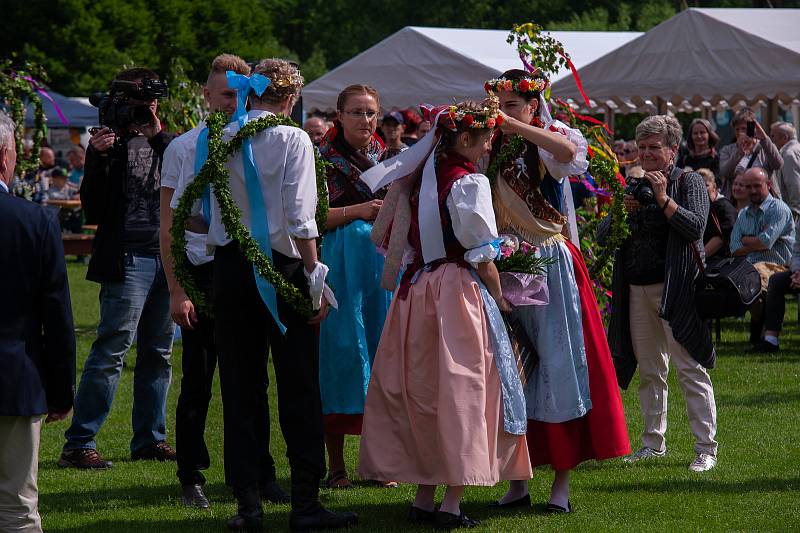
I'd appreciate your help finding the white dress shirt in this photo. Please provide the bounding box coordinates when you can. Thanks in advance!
[445,173,500,267]
[206,110,319,259]
[164,123,214,266]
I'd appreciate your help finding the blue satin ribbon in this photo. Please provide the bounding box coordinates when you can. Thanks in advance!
[194,127,211,226]
[225,71,287,334]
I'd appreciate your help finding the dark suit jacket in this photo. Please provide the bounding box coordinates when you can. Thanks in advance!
[0,184,76,416]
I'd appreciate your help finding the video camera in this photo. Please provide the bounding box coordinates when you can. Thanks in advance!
[89,78,169,133]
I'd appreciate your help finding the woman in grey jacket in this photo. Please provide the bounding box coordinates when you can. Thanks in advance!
[598,115,718,473]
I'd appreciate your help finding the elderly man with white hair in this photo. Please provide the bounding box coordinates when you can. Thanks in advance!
[0,111,76,532]
[771,121,800,223]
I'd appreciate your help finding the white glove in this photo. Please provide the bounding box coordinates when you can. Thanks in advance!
[304,262,339,311]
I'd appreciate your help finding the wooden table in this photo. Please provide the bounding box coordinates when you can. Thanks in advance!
[45,199,82,209]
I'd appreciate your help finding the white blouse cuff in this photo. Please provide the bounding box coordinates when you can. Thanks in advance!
[289,218,319,240]
[539,119,590,179]
[464,241,500,268]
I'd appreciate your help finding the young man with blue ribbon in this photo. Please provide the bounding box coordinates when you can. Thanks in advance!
[160,54,290,510]
[205,58,356,532]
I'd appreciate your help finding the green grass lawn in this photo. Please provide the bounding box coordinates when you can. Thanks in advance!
[38,262,800,532]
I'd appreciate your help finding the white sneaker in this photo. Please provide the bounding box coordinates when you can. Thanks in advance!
[688,453,717,472]
[623,446,666,463]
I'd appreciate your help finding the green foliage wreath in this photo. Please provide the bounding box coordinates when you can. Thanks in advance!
[0,60,48,176]
[170,110,330,318]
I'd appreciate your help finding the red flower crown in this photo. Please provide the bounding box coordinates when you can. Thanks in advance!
[484,76,548,95]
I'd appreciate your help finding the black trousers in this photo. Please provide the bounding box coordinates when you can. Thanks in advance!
[214,242,325,511]
[764,270,800,332]
[175,259,278,486]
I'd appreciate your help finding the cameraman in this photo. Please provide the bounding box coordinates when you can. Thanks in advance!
[60,67,177,469]
[599,115,718,473]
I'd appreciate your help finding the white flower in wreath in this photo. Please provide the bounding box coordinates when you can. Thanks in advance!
[514,156,528,179]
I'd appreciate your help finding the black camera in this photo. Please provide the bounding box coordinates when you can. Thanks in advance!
[89,78,169,133]
[625,177,656,205]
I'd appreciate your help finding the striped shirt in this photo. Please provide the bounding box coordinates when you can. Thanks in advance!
[730,194,795,265]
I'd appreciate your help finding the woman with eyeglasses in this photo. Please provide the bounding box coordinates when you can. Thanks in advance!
[317,84,393,489]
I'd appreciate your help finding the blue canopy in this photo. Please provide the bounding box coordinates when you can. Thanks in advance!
[24,91,97,128]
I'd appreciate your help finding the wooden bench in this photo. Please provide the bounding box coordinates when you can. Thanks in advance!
[62,234,94,256]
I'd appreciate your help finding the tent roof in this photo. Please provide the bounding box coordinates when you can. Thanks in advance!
[551,8,800,110]
[303,26,641,111]
[24,91,97,128]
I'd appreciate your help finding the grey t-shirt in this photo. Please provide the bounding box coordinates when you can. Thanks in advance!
[122,135,161,253]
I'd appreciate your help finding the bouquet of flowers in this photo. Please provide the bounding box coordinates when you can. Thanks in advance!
[495,234,552,307]
[493,234,553,382]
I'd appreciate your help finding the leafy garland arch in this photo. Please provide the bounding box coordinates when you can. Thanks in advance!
[506,23,629,277]
[0,61,48,176]
[170,110,329,318]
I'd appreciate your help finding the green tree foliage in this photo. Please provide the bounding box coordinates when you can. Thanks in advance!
[1,0,288,95]
[1,0,792,95]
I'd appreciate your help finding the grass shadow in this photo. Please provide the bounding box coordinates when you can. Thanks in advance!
[590,476,800,495]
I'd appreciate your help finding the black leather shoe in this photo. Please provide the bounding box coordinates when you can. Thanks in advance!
[289,507,358,531]
[408,505,436,524]
[488,493,531,509]
[182,483,210,509]
[747,340,780,353]
[260,481,290,504]
[434,510,480,529]
[227,489,263,531]
[545,500,573,513]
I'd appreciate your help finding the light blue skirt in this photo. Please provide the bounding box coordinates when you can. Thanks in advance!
[513,240,591,423]
[319,220,392,415]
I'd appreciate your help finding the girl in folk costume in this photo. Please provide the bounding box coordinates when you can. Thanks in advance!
[317,84,393,488]
[358,100,531,529]
[485,69,629,512]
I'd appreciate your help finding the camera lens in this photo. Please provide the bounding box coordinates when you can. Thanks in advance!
[130,105,153,126]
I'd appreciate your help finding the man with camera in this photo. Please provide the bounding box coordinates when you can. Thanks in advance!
[719,109,783,198]
[60,67,177,469]
[600,115,718,473]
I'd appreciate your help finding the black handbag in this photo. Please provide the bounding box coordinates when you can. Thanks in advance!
[690,247,761,320]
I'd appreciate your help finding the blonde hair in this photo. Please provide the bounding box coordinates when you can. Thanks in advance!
[251,59,303,105]
[696,168,715,182]
[208,54,250,82]
[336,84,380,112]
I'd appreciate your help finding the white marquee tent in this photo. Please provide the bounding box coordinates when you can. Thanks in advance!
[303,26,641,112]
[551,8,800,117]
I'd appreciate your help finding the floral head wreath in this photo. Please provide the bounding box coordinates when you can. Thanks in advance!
[270,72,304,90]
[437,95,504,130]
[483,74,548,96]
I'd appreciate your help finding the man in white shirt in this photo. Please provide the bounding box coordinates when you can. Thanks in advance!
[160,54,288,510]
[206,58,357,532]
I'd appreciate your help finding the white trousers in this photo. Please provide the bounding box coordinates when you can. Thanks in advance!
[0,416,42,532]
[629,283,718,456]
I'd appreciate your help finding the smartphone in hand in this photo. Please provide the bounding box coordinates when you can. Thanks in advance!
[746,121,756,138]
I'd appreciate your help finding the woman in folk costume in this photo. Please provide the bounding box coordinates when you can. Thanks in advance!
[317,84,393,489]
[485,69,629,513]
[358,99,531,529]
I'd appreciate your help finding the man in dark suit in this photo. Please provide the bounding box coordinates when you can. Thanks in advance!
[0,111,76,531]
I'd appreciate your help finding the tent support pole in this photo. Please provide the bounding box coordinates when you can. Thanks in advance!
[766,98,778,128]
[604,105,615,133]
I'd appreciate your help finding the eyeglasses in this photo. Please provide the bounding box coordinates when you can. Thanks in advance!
[345,110,377,119]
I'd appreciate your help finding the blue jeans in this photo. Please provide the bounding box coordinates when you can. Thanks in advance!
[64,252,174,453]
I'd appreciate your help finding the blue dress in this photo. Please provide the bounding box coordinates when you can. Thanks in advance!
[319,219,392,420]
